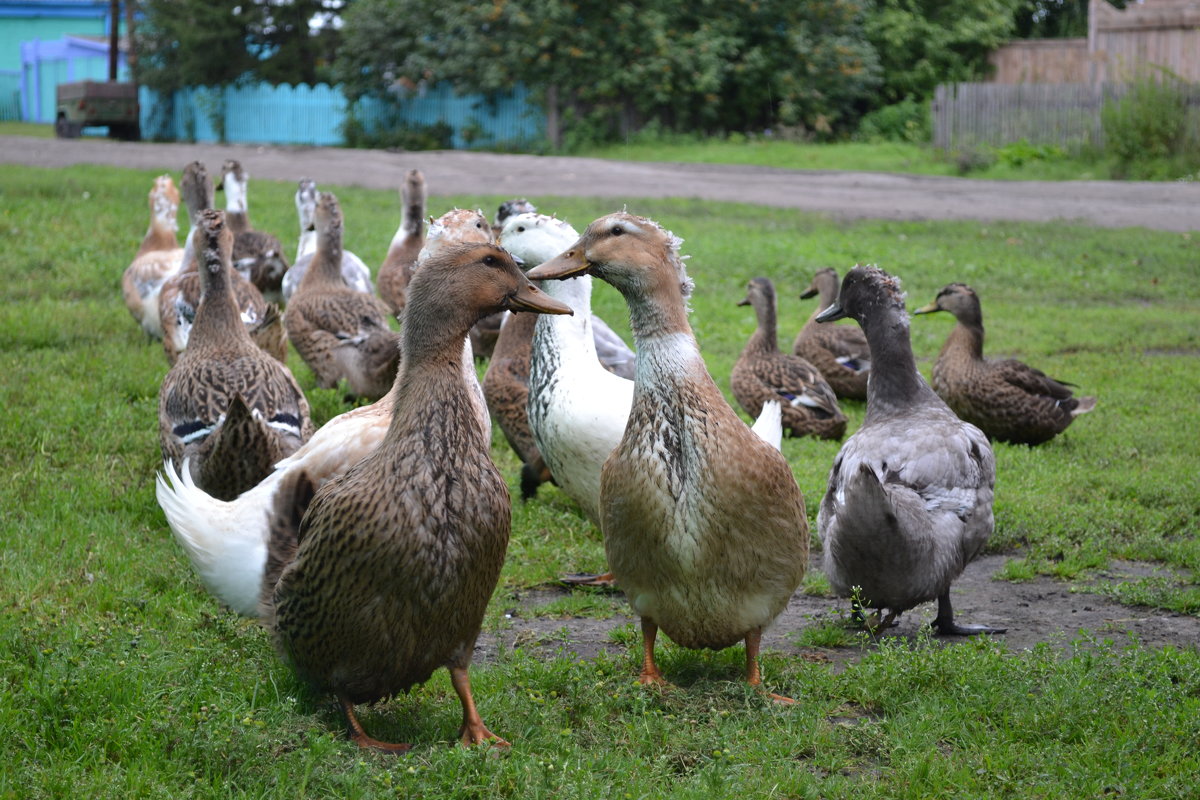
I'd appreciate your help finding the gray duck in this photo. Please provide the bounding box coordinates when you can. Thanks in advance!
[159,161,284,365]
[217,159,290,302]
[376,168,427,317]
[527,212,807,696]
[816,266,1004,636]
[915,282,1097,445]
[260,242,572,752]
[158,209,314,501]
[732,276,847,440]
[793,267,871,400]
[284,192,401,400]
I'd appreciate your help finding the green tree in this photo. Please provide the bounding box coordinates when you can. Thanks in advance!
[335,0,881,145]
[863,0,1022,104]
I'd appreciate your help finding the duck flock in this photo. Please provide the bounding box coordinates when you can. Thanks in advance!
[123,161,1097,752]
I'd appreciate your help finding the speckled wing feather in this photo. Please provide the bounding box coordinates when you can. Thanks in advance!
[731,349,847,440]
[284,288,400,398]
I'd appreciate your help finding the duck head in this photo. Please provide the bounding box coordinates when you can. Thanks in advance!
[913,283,982,326]
[196,208,233,280]
[410,243,573,321]
[738,276,776,310]
[149,174,180,231]
[499,213,579,270]
[216,159,248,213]
[494,198,537,230]
[313,192,344,241]
[295,178,318,234]
[800,268,838,302]
[526,212,693,303]
[815,265,906,327]
[180,161,214,222]
[417,208,494,266]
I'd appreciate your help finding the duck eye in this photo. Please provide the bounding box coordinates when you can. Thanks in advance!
[611,226,624,236]
[517,226,525,232]
[483,255,496,266]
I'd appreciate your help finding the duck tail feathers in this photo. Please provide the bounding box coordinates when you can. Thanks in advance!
[155,458,269,618]
[259,468,317,624]
[751,400,784,451]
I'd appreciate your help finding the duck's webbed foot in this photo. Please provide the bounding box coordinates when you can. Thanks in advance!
[745,628,795,705]
[560,571,617,589]
[338,694,413,754]
[638,619,669,687]
[930,592,1006,636]
[449,666,510,749]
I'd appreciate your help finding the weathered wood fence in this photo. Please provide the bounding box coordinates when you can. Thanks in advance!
[932,81,1200,151]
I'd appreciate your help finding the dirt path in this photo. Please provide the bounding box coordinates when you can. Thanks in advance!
[477,554,1200,666]
[8,134,1197,659]
[3,136,1198,232]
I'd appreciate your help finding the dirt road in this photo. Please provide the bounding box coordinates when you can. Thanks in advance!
[3,135,1198,232]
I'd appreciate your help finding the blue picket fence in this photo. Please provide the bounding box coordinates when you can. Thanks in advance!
[0,71,19,121]
[140,82,544,150]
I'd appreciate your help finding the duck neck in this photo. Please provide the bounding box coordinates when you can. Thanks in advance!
[537,275,598,360]
[305,228,345,287]
[384,304,486,445]
[398,193,425,241]
[746,297,779,354]
[808,277,839,319]
[625,284,708,392]
[139,210,179,256]
[860,307,938,415]
[945,307,985,361]
[192,258,244,345]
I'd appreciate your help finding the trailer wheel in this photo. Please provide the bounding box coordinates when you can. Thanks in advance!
[55,115,81,139]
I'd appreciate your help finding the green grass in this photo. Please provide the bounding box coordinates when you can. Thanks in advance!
[0,121,54,138]
[575,137,1148,181]
[1,162,1198,797]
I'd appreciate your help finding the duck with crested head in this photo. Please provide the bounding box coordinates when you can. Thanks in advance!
[123,174,185,339]
[158,209,314,502]
[527,211,807,697]
[733,276,847,440]
[816,265,1004,636]
[914,282,1096,446]
[793,267,871,401]
[261,241,572,753]
[284,192,401,400]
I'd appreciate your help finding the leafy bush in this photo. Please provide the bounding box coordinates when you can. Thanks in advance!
[992,139,1066,168]
[1101,70,1200,180]
[855,97,931,143]
[341,107,454,151]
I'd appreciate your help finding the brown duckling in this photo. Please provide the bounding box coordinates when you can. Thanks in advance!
[732,277,847,440]
[284,192,401,400]
[217,159,289,302]
[376,168,427,317]
[261,242,572,752]
[793,267,871,400]
[158,209,314,501]
[527,212,808,697]
[914,282,1096,445]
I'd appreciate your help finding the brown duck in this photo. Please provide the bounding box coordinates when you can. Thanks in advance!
[915,282,1096,445]
[733,276,847,440]
[284,192,402,400]
[376,168,427,317]
[261,242,572,752]
[158,209,314,501]
[793,267,871,400]
[527,212,808,698]
[159,161,284,365]
[217,159,290,302]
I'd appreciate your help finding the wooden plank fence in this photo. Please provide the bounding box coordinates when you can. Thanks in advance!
[932,81,1200,151]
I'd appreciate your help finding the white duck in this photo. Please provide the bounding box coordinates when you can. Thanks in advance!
[281,179,374,302]
[527,211,804,694]
[815,265,1004,636]
[156,209,495,616]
